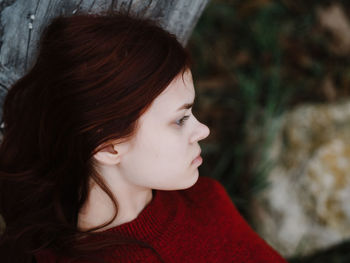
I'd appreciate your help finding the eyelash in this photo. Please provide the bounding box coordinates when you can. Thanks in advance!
[176,115,190,126]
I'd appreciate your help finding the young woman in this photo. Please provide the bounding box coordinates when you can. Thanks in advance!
[0,12,287,263]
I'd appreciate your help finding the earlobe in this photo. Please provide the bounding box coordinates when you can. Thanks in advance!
[93,144,120,166]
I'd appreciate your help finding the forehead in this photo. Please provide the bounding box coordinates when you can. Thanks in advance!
[142,70,195,118]
[157,69,194,103]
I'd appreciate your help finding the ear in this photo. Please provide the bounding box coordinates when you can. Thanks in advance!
[93,143,122,166]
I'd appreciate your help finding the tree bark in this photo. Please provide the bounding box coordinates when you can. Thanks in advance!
[0,0,209,130]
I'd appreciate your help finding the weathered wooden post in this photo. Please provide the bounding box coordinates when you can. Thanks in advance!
[0,0,210,136]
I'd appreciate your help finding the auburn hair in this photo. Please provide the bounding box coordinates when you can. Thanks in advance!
[0,11,191,263]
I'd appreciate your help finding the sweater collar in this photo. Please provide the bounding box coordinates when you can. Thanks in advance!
[102,188,185,242]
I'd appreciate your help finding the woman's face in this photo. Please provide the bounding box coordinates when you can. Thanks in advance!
[117,69,210,190]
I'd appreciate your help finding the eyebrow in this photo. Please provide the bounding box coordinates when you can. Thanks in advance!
[177,101,194,111]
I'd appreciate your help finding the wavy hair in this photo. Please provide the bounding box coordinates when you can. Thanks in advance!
[0,11,191,263]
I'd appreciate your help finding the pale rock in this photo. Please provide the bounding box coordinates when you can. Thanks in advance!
[251,100,350,257]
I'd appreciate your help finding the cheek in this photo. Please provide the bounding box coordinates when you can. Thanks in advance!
[125,125,189,165]
[150,132,185,160]
[143,129,189,167]
[123,131,195,189]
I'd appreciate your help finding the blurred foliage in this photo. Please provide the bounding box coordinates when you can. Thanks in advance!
[188,0,350,261]
[188,0,350,229]
[191,0,350,104]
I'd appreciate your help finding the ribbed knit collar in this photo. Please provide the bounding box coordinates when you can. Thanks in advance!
[102,188,186,244]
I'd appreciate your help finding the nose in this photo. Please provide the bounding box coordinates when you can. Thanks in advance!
[190,117,210,143]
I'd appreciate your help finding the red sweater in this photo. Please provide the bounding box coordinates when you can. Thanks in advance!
[36,176,287,262]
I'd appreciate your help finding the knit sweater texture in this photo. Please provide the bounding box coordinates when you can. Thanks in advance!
[36,176,287,262]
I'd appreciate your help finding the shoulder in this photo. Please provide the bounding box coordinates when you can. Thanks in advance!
[179,178,288,262]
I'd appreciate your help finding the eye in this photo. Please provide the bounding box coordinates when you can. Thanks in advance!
[176,115,190,126]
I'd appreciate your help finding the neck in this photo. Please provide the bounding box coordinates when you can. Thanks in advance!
[77,168,153,232]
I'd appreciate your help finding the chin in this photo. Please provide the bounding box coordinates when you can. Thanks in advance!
[179,170,199,189]
[155,171,199,191]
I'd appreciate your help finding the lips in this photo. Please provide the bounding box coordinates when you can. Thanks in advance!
[191,150,202,164]
[194,150,201,160]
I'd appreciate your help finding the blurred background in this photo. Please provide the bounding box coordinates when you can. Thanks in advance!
[188,0,350,262]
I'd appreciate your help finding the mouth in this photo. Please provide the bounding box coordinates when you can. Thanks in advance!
[191,151,202,165]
